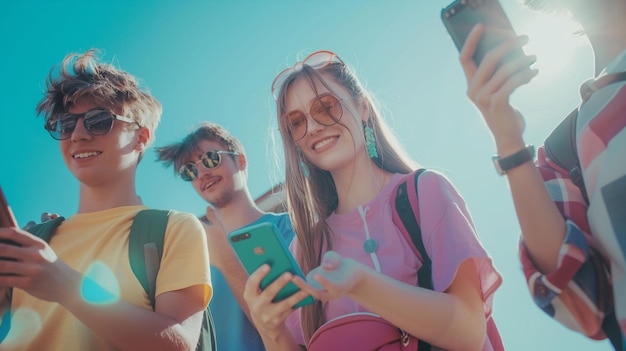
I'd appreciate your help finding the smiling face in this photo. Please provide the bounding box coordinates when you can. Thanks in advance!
[283,73,368,175]
[59,99,146,187]
[188,139,245,208]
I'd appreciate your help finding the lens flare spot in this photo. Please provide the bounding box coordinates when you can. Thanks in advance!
[0,308,42,348]
[81,261,120,304]
[0,308,10,342]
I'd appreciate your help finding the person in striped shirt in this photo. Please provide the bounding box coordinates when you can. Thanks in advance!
[459,1,626,349]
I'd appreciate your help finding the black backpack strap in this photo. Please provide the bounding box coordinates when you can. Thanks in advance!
[395,169,431,290]
[590,245,624,351]
[393,168,431,351]
[128,209,170,310]
[602,312,623,351]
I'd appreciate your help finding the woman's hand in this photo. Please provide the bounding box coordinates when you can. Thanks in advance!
[244,264,309,342]
[292,251,366,301]
[460,24,538,154]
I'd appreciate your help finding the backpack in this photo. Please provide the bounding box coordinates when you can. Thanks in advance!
[544,71,626,203]
[23,209,217,351]
[391,169,503,351]
[542,71,626,351]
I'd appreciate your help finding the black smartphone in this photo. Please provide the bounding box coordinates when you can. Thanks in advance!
[0,186,20,261]
[229,222,314,308]
[0,186,18,229]
[441,0,523,65]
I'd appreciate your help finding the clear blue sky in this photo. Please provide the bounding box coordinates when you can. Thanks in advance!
[0,1,611,350]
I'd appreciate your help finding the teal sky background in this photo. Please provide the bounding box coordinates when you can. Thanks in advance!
[0,1,611,350]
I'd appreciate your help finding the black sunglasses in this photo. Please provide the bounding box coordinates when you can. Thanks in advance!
[178,150,240,181]
[45,109,139,140]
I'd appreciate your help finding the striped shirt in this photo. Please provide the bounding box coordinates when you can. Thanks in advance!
[520,49,626,343]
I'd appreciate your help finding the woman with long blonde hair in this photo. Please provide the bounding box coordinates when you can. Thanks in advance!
[243,50,503,351]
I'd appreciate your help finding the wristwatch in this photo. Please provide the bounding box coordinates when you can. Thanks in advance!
[492,145,535,175]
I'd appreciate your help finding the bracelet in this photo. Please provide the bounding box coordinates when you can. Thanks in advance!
[492,145,535,175]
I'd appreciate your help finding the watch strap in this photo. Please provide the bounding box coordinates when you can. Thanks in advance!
[492,145,535,175]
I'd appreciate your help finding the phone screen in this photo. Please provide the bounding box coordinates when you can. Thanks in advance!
[441,0,523,65]
[229,222,314,308]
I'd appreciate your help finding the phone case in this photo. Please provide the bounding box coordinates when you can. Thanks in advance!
[441,0,521,65]
[229,222,314,308]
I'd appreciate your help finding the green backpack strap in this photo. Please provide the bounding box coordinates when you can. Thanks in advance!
[26,216,66,241]
[24,211,167,310]
[128,209,170,310]
[128,209,217,351]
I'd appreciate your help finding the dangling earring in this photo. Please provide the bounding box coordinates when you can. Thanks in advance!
[364,123,379,159]
[298,148,310,179]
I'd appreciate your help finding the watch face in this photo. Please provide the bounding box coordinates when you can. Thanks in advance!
[492,155,505,175]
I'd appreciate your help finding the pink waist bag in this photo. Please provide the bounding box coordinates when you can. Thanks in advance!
[307,312,419,351]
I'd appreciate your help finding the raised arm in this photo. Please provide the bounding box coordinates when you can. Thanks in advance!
[459,24,567,273]
[202,207,252,320]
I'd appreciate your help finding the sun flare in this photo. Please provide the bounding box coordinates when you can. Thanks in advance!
[516,12,590,87]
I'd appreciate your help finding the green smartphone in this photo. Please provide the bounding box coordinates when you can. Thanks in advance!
[229,222,314,308]
[441,0,524,65]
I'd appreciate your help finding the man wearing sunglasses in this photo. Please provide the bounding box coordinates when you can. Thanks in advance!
[0,50,212,350]
[157,122,294,351]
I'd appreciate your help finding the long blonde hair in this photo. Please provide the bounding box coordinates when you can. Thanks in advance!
[274,58,417,341]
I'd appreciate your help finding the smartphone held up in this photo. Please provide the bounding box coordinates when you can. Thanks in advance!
[229,222,314,308]
[441,0,524,66]
[0,186,18,229]
[0,185,21,260]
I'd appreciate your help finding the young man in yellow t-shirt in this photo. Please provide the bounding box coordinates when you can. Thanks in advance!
[0,49,212,350]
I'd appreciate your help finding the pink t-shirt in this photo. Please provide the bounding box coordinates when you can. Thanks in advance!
[287,170,502,350]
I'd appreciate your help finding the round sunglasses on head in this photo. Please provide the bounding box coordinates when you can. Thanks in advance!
[284,93,354,141]
[178,150,240,181]
[45,109,139,140]
[271,50,344,100]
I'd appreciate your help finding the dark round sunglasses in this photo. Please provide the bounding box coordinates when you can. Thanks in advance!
[178,150,240,181]
[45,109,139,140]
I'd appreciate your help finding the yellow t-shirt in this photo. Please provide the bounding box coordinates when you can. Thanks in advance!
[5,206,212,351]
